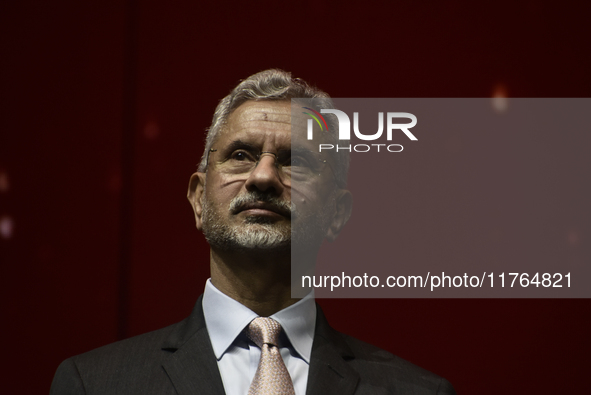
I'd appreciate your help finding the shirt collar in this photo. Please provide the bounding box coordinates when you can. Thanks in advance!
[202,279,316,363]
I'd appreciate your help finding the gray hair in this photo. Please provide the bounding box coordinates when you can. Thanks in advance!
[198,69,349,187]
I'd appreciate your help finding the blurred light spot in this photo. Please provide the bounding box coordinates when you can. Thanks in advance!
[491,83,508,113]
[144,121,160,140]
[567,229,580,246]
[0,215,14,239]
[0,170,9,192]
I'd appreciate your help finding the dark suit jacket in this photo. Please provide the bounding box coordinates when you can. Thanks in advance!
[50,296,456,394]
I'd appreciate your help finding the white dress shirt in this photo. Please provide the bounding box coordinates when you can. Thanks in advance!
[202,279,316,395]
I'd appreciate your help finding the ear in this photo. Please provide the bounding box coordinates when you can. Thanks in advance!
[187,172,206,230]
[326,188,353,242]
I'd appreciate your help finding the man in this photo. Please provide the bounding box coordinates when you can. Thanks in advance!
[51,69,456,394]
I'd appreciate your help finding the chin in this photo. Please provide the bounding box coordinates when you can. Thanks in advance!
[205,224,291,252]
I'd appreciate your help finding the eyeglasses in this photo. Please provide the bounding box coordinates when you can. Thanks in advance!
[206,144,336,184]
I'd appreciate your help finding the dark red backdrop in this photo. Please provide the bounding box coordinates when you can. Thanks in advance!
[1,1,589,393]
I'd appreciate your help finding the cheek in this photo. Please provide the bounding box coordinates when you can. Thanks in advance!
[205,173,244,206]
[291,187,310,205]
[292,184,331,209]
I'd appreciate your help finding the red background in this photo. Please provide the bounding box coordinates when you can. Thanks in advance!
[1,1,590,393]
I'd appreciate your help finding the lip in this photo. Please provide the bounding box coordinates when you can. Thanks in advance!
[235,202,291,218]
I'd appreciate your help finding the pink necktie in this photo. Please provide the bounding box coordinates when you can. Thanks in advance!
[246,317,296,395]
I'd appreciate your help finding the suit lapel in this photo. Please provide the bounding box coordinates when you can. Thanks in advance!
[161,296,226,395]
[306,306,360,395]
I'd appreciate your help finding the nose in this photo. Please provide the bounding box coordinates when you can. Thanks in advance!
[244,153,285,195]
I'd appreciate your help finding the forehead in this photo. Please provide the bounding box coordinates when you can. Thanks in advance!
[216,100,326,151]
[217,100,292,148]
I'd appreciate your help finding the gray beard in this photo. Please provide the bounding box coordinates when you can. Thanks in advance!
[201,189,334,253]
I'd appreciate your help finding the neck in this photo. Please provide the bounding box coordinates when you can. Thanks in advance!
[209,247,316,317]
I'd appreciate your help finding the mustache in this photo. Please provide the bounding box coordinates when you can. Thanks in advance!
[229,191,297,219]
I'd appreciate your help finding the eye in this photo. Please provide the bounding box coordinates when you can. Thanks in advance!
[289,155,312,168]
[230,150,254,161]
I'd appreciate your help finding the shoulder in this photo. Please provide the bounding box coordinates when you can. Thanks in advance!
[73,323,177,368]
[314,305,455,394]
[51,296,208,394]
[339,333,456,395]
[50,323,179,395]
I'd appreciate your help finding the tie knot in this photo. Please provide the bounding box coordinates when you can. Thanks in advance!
[246,317,282,348]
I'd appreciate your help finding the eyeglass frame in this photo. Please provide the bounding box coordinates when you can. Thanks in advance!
[204,146,340,186]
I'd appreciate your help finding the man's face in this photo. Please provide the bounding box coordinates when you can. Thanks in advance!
[194,100,340,253]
